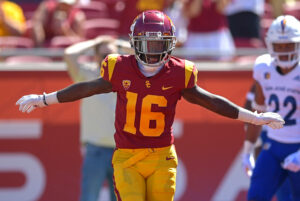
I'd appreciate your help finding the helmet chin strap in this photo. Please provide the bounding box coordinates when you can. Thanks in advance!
[137,61,164,77]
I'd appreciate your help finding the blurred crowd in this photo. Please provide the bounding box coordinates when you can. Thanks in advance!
[1,0,300,61]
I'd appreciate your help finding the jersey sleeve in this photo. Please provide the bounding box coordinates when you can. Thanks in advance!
[184,60,198,89]
[100,54,119,82]
[253,54,271,82]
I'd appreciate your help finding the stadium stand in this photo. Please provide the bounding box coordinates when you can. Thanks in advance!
[75,1,109,20]
[5,55,53,63]
[0,36,34,48]
[83,18,120,39]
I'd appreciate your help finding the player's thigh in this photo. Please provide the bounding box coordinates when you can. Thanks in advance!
[288,171,300,199]
[112,150,146,201]
[276,179,292,201]
[248,148,286,201]
[113,163,145,201]
[146,147,177,201]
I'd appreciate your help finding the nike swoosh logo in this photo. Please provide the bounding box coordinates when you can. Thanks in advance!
[166,156,175,160]
[162,86,173,90]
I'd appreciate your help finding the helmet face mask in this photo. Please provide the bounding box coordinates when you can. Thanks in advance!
[130,10,177,67]
[271,42,300,67]
[265,15,300,69]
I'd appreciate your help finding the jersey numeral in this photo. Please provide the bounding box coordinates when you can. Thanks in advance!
[123,91,167,137]
[268,94,297,126]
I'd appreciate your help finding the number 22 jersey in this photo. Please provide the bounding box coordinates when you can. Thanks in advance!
[254,54,300,143]
[100,54,198,148]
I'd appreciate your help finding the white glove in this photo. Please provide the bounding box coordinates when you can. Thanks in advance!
[238,108,285,129]
[16,92,58,113]
[282,151,300,172]
[254,112,285,129]
[242,141,255,177]
[242,153,255,177]
[16,94,46,113]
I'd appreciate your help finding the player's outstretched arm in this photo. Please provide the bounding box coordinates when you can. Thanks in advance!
[182,86,285,129]
[16,78,112,113]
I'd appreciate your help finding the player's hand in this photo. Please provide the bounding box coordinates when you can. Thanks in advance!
[242,153,254,177]
[282,151,300,172]
[16,94,46,113]
[253,112,285,129]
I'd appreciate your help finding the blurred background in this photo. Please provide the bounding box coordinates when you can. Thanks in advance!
[1,0,300,200]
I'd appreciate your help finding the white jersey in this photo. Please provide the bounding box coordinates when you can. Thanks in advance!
[253,54,300,143]
[68,62,116,147]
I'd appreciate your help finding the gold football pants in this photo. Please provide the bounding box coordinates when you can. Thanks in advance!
[112,145,178,201]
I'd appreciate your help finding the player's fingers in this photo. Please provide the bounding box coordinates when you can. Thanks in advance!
[288,164,298,172]
[26,105,36,113]
[16,97,25,105]
[268,122,283,129]
[19,104,25,112]
[22,103,32,113]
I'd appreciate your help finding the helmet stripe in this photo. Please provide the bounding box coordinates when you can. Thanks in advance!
[281,18,287,33]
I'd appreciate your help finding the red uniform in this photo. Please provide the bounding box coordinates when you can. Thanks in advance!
[100,54,197,148]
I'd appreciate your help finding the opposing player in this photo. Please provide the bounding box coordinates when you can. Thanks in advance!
[242,15,300,201]
[16,10,284,201]
[242,83,292,201]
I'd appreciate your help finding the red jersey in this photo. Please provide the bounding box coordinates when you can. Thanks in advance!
[100,55,197,148]
[44,0,80,40]
[187,0,227,32]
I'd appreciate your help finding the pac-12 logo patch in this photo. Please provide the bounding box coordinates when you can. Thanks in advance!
[264,72,270,80]
[122,80,131,90]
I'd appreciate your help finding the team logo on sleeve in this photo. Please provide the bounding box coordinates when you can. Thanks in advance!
[264,72,270,80]
[122,80,131,90]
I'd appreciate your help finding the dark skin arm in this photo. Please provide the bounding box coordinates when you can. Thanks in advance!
[57,78,112,102]
[57,81,240,119]
[182,85,240,119]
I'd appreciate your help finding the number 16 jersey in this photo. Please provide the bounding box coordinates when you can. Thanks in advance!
[100,54,198,148]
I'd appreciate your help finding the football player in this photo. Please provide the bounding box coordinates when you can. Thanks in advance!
[242,83,292,201]
[242,15,300,201]
[16,10,284,201]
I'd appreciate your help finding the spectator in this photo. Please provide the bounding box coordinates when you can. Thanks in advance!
[183,0,235,60]
[268,0,286,18]
[0,0,26,36]
[225,0,265,41]
[64,35,132,201]
[164,0,188,47]
[117,0,172,39]
[32,0,85,47]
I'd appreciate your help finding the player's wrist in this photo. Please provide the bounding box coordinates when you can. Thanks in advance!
[243,140,255,154]
[237,107,258,125]
[44,91,59,106]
